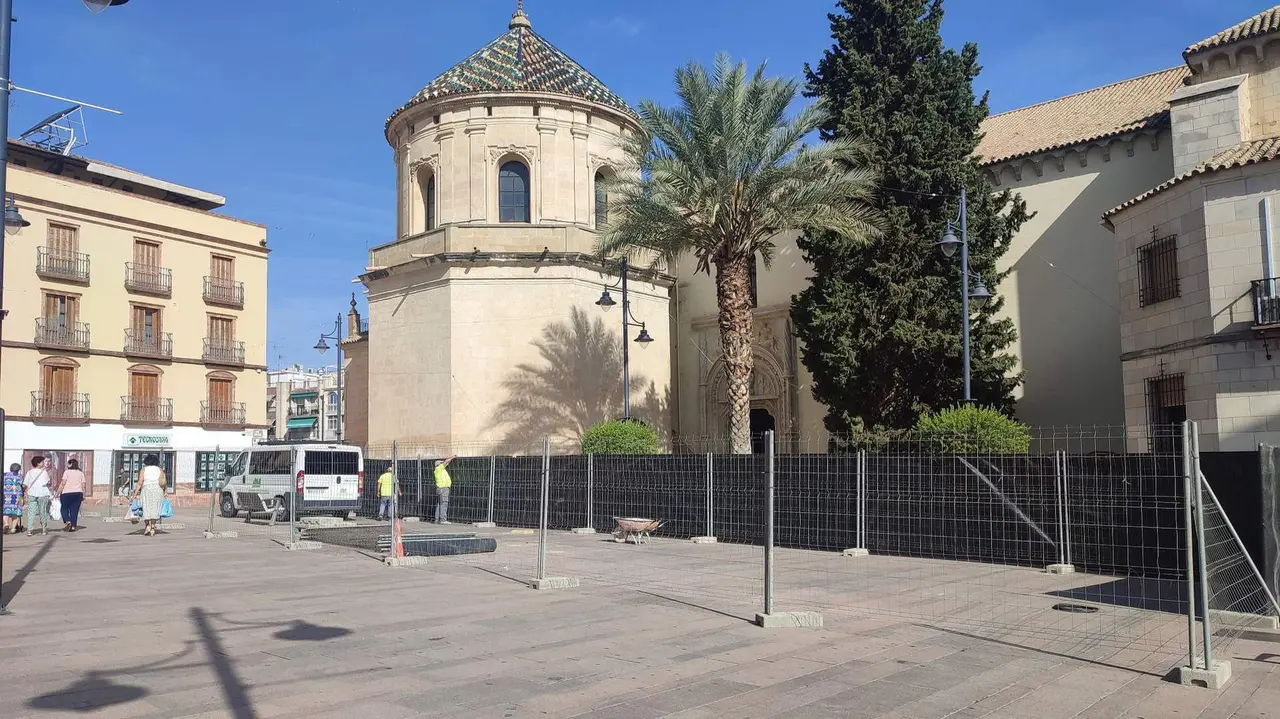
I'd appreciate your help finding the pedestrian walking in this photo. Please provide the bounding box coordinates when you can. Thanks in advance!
[3,462,23,534]
[56,458,87,532]
[22,456,53,536]
[126,455,166,537]
[377,466,394,521]
[433,456,455,524]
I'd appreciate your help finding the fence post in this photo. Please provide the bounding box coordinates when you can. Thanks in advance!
[1047,450,1074,574]
[571,454,595,534]
[693,452,716,544]
[416,457,423,520]
[1175,419,1229,688]
[1191,426,1214,669]
[842,450,869,557]
[1182,421,1199,670]
[764,430,775,615]
[391,441,403,559]
[528,437,580,589]
[486,455,496,526]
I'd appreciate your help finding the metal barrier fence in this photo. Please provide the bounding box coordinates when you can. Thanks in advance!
[190,423,1276,684]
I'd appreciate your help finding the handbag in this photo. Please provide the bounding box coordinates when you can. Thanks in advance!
[48,497,61,521]
[159,498,173,519]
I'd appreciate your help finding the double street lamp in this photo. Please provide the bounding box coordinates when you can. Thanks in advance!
[313,316,345,441]
[595,256,653,420]
[935,187,992,403]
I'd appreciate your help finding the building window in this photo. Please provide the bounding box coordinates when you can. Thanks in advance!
[132,304,162,344]
[328,392,338,409]
[1138,233,1179,307]
[210,254,235,283]
[498,160,531,223]
[425,174,437,230]
[327,415,339,434]
[594,170,608,229]
[748,255,759,308]
[43,291,78,327]
[1145,372,1186,454]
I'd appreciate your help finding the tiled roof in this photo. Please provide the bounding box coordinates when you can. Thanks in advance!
[386,11,637,129]
[976,67,1189,166]
[1185,5,1280,56]
[1103,136,1280,219]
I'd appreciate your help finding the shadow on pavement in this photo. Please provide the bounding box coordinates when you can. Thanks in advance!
[1,534,58,607]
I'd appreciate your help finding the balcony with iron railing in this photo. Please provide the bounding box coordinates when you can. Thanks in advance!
[35,318,91,350]
[31,391,90,422]
[125,262,173,296]
[121,396,174,425]
[203,276,244,308]
[1252,279,1280,328]
[124,329,173,359]
[201,401,246,426]
[36,247,91,283]
[203,338,246,366]
[358,318,369,334]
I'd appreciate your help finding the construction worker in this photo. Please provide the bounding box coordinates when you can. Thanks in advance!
[376,465,394,521]
[433,456,455,524]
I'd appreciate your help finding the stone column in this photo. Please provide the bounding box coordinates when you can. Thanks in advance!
[396,144,409,239]
[436,128,456,226]
[466,121,487,223]
[571,126,590,225]
[538,120,559,223]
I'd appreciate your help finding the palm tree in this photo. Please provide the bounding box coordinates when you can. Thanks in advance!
[598,54,880,453]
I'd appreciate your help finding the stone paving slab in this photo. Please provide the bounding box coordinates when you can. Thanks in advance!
[1,522,1278,718]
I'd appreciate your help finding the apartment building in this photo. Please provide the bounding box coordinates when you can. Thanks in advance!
[1,139,268,501]
[266,365,341,441]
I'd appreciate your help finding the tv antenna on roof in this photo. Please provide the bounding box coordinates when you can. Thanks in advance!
[13,86,122,156]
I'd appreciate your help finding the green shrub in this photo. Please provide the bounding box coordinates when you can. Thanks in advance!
[915,405,1031,454]
[581,419,661,455]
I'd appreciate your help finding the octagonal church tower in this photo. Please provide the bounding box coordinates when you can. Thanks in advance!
[361,4,672,452]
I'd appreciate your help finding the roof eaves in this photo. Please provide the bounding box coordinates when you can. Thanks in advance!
[1102,137,1280,221]
[978,111,1170,168]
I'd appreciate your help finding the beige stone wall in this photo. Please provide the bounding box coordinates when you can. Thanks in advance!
[1190,42,1280,142]
[366,262,671,454]
[1169,76,1249,176]
[2,165,268,428]
[1111,159,1280,450]
[387,92,637,241]
[341,338,369,445]
[991,132,1174,428]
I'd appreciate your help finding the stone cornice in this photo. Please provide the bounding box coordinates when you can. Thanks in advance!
[983,128,1166,186]
[360,250,676,287]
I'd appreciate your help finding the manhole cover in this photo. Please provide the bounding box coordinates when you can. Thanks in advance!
[1052,603,1100,614]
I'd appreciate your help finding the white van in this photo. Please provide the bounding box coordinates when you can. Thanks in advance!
[218,443,363,520]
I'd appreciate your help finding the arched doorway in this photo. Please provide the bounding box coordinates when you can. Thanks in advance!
[750,407,776,454]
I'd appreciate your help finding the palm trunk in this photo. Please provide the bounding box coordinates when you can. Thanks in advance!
[713,251,754,454]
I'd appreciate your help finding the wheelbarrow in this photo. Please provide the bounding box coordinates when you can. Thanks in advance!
[612,517,663,544]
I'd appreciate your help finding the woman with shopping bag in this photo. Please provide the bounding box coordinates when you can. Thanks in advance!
[124,454,166,537]
[22,456,53,536]
[55,458,87,531]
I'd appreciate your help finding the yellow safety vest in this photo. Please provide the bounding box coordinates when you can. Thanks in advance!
[377,471,393,497]
[433,464,452,489]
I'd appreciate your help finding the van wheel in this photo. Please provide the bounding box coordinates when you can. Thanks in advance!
[219,494,237,518]
[275,495,294,523]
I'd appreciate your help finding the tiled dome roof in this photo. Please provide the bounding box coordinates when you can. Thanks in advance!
[386,8,638,129]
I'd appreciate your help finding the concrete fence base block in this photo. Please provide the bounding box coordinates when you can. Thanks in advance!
[102,517,129,523]
[81,511,102,518]
[691,536,718,544]
[1046,564,1077,575]
[284,540,323,551]
[529,576,580,590]
[402,517,421,523]
[203,530,238,539]
[384,555,436,567]
[1173,660,1232,690]
[1209,609,1279,630]
[755,611,824,629]
[158,523,187,531]
[299,517,345,527]
[841,548,869,557]
[570,528,596,535]
[473,521,496,528]
[510,529,537,535]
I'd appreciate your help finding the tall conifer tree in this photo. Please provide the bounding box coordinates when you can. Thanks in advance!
[791,0,1030,438]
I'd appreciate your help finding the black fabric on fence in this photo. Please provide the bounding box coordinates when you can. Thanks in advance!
[1200,451,1264,576]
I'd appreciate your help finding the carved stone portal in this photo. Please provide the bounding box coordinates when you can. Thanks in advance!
[699,315,793,439]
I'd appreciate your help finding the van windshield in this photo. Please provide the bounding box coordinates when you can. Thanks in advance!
[225,452,247,477]
[304,451,359,475]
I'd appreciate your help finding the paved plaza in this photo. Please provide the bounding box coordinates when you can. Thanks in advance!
[1,513,1278,718]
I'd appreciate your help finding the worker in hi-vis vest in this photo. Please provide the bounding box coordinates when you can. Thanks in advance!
[433,456,456,524]
[377,466,394,521]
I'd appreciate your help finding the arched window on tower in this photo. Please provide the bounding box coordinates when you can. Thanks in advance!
[425,174,437,231]
[499,160,531,223]
[594,170,609,229]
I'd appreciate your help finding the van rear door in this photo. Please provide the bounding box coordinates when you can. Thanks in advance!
[301,450,361,510]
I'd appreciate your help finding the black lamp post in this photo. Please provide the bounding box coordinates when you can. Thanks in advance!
[314,317,344,441]
[595,257,653,420]
[936,187,993,403]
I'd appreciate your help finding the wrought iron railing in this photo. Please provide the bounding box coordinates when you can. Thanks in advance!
[358,318,369,334]
[36,247,90,282]
[35,318,90,350]
[125,262,173,296]
[203,338,246,366]
[30,391,90,420]
[124,329,173,358]
[121,396,174,424]
[203,276,244,307]
[201,401,246,426]
[1252,278,1280,327]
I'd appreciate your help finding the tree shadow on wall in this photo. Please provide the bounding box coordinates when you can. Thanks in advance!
[491,307,668,454]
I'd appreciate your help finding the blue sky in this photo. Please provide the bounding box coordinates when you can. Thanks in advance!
[11,0,1269,367]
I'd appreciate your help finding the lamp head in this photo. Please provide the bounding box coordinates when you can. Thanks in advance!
[969,279,993,310]
[83,0,130,13]
[595,289,616,311]
[634,325,654,347]
[4,196,29,236]
[937,223,961,259]
[314,338,330,355]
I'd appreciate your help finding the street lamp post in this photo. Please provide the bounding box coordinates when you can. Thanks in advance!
[595,256,654,420]
[0,0,131,620]
[936,187,992,403]
[314,316,344,442]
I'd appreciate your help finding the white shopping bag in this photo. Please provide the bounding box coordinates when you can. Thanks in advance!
[48,498,62,522]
